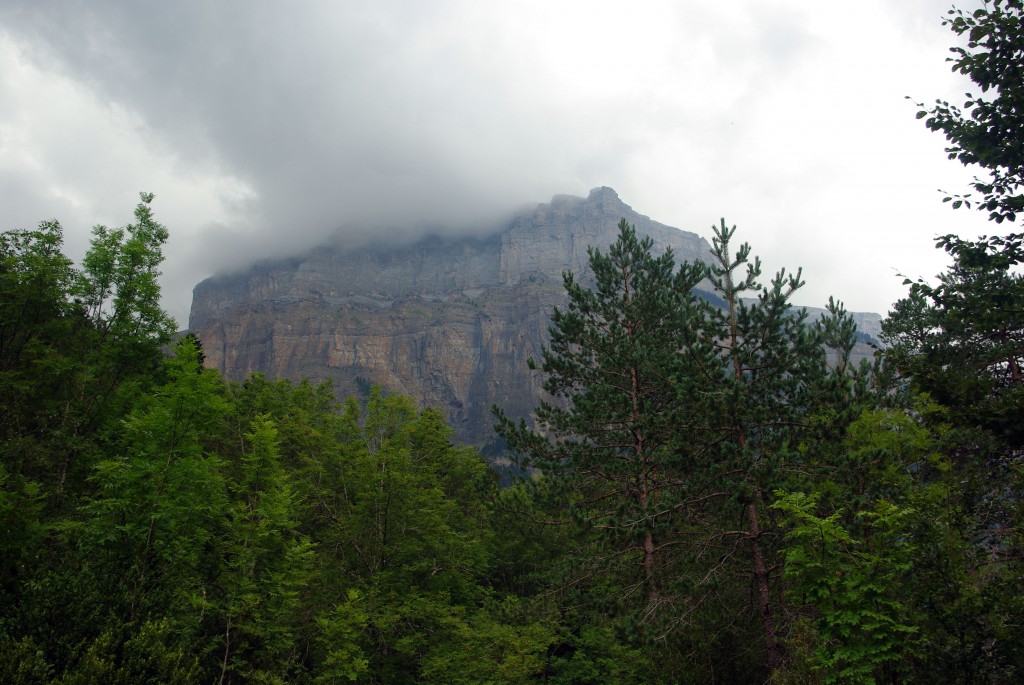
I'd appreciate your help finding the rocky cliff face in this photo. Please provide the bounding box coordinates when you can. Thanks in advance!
[189,187,876,447]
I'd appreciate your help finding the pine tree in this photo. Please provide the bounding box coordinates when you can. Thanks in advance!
[697,219,828,672]
[494,219,713,625]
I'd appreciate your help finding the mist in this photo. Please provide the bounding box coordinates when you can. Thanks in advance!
[0,0,998,324]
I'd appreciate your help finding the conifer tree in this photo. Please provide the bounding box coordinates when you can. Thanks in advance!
[697,219,828,671]
[495,219,714,624]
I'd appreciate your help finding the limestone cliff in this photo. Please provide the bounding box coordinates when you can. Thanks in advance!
[188,188,873,447]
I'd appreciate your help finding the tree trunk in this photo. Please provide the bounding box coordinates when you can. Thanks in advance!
[748,502,782,672]
[643,528,658,605]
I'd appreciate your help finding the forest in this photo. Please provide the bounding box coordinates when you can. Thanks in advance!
[2,2,1023,683]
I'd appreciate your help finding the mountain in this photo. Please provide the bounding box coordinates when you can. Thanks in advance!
[189,187,879,448]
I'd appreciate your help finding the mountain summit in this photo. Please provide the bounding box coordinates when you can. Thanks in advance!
[188,188,876,448]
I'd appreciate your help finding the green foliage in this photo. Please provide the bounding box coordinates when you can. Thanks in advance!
[700,218,831,507]
[313,590,369,683]
[57,619,201,685]
[418,597,555,684]
[914,0,1024,224]
[5,172,1022,681]
[886,37,1024,670]
[890,397,1024,683]
[74,192,175,342]
[890,6,1024,677]
[773,491,918,684]
[0,219,76,372]
[333,390,490,593]
[317,389,498,680]
[884,234,1024,447]
[0,463,43,597]
[494,218,712,624]
[495,218,867,678]
[0,195,176,521]
[215,414,313,683]
[542,623,662,684]
[695,219,847,674]
[0,220,87,508]
[0,631,52,684]
[76,338,230,624]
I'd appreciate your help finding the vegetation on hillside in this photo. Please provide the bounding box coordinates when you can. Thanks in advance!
[1,2,1022,682]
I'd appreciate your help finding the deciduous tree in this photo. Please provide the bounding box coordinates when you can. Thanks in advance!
[915,0,1024,225]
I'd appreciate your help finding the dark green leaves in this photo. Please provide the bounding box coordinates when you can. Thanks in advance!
[916,0,1024,225]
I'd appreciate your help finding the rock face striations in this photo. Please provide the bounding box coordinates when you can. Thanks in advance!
[189,187,877,447]
[190,188,712,446]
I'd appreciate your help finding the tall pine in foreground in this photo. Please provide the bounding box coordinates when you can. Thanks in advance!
[696,219,829,672]
[495,217,881,681]
[494,219,714,635]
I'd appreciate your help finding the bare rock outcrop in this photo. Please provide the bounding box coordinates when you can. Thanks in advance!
[188,188,873,448]
[190,188,714,446]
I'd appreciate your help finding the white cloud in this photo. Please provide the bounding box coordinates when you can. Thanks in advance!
[0,0,1002,323]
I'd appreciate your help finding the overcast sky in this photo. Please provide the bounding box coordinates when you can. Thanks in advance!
[0,0,998,326]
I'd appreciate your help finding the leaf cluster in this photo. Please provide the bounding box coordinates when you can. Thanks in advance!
[914,0,1024,224]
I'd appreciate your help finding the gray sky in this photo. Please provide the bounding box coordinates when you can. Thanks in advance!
[0,0,998,325]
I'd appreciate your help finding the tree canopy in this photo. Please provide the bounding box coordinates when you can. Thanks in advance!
[916,0,1024,225]
[3,3,1024,677]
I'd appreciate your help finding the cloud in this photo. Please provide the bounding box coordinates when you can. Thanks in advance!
[0,0,1000,323]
